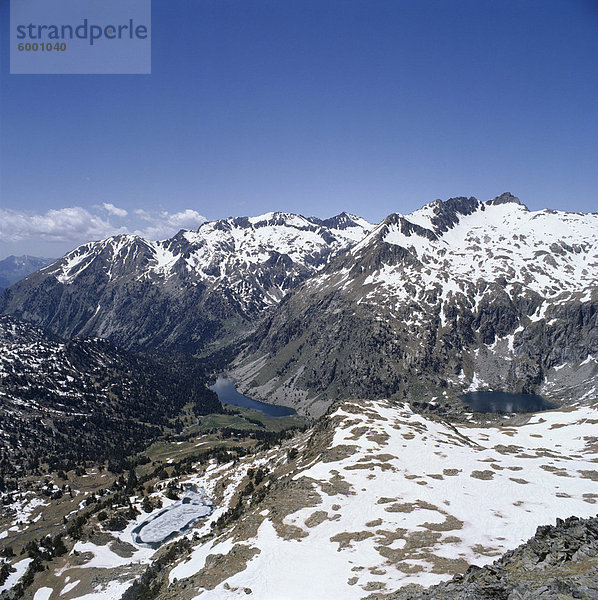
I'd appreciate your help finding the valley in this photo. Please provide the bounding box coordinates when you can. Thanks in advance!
[0,193,596,599]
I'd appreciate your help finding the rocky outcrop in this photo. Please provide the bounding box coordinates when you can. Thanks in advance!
[428,195,481,233]
[383,515,598,600]
[486,191,523,206]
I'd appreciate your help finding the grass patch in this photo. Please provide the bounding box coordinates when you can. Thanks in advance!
[200,406,307,433]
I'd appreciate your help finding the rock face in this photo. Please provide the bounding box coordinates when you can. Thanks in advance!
[0,213,372,352]
[234,195,598,416]
[386,515,598,600]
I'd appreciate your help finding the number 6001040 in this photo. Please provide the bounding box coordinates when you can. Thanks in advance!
[17,42,67,51]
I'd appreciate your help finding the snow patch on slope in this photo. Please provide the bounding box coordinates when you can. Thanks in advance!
[164,397,598,600]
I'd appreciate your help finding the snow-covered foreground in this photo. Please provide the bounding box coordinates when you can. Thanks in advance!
[167,398,598,599]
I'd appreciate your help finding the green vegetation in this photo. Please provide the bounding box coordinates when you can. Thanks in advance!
[199,405,307,432]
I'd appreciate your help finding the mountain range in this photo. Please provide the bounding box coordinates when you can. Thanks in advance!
[0,212,372,353]
[233,193,598,415]
[1,194,596,418]
[0,192,597,600]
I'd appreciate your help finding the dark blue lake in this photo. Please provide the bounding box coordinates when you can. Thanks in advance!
[210,376,296,417]
[460,391,558,413]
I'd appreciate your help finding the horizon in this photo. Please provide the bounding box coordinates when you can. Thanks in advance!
[1,0,597,259]
[1,189,595,262]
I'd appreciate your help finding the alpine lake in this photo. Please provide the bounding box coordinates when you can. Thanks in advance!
[211,377,558,417]
[460,391,558,414]
[210,376,296,417]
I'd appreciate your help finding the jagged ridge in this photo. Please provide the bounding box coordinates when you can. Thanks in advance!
[0,212,373,352]
[386,515,598,599]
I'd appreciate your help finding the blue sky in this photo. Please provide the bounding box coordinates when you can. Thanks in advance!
[1,0,597,258]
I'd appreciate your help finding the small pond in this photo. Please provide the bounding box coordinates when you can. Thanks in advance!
[210,376,296,417]
[460,391,558,414]
[132,490,213,549]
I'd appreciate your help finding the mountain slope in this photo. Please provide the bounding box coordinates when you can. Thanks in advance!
[11,395,597,600]
[233,194,598,416]
[0,315,221,478]
[0,255,54,292]
[157,397,598,599]
[0,213,372,352]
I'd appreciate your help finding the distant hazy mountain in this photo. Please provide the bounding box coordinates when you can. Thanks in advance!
[0,255,54,291]
[233,193,598,416]
[0,212,373,352]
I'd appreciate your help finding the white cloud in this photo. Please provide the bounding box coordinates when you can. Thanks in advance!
[0,207,126,243]
[166,209,206,229]
[0,206,207,248]
[102,202,128,217]
[133,209,207,240]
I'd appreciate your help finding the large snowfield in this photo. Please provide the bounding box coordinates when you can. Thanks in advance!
[159,398,598,599]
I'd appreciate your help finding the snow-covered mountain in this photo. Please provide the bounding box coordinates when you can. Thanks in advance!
[234,194,598,416]
[0,212,373,351]
[2,194,596,416]
[353,192,595,298]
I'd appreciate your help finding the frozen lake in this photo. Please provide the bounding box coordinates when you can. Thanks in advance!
[132,490,213,548]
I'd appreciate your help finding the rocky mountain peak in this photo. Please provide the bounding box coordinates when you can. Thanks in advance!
[382,212,439,240]
[487,191,527,208]
[427,196,481,233]
[246,211,315,230]
[314,212,364,230]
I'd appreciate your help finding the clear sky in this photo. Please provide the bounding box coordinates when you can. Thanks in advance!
[1,0,597,258]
